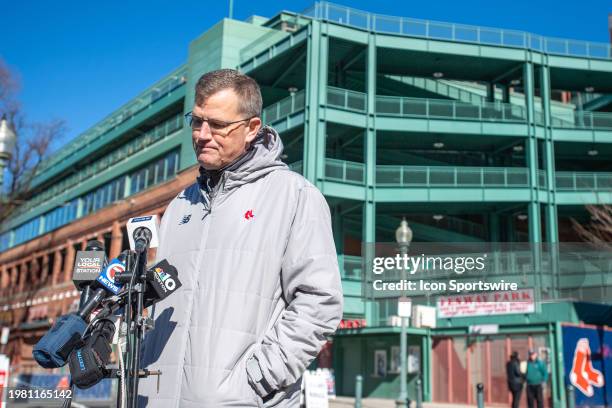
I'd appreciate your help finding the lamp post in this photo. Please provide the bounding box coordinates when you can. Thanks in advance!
[395,217,413,408]
[0,115,17,193]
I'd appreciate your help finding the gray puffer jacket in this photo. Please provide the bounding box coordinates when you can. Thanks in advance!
[138,126,343,407]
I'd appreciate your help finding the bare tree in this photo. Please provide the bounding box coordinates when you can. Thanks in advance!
[571,205,612,250]
[0,59,66,221]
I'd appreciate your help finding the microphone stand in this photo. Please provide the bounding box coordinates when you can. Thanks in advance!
[120,247,157,408]
[131,246,147,408]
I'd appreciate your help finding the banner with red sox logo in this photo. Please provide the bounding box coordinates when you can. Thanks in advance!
[562,324,612,407]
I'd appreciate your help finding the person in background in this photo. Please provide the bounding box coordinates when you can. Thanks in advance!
[506,351,523,408]
[525,349,548,408]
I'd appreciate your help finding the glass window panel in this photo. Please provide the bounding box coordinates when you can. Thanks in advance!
[166,153,177,178]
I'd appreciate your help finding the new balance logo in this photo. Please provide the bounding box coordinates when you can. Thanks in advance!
[244,210,254,220]
[179,214,192,225]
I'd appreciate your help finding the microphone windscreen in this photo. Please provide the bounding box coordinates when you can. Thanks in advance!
[72,251,106,289]
[85,240,104,251]
[144,260,181,308]
[33,314,87,368]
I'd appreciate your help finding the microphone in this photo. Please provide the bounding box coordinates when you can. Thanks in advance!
[143,259,182,308]
[68,319,115,389]
[126,215,159,253]
[72,240,107,308]
[33,241,110,368]
[33,314,88,368]
[77,255,126,320]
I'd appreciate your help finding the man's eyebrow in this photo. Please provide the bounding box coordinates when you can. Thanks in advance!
[192,113,230,122]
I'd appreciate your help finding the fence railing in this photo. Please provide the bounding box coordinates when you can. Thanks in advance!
[538,170,548,189]
[262,90,306,124]
[376,165,530,187]
[328,87,612,129]
[327,87,367,112]
[551,111,612,130]
[303,2,612,60]
[387,75,486,105]
[407,214,487,239]
[555,171,612,191]
[376,94,528,122]
[325,158,366,184]
[239,29,308,71]
[307,158,612,192]
[327,86,528,122]
[339,254,363,280]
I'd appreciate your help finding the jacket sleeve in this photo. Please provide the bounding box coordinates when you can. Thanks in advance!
[247,185,344,396]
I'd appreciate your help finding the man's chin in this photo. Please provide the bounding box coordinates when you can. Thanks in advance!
[196,154,221,171]
[198,160,222,171]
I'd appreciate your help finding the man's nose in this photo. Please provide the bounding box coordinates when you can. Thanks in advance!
[195,122,212,142]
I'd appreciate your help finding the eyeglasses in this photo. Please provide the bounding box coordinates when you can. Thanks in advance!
[184,112,254,135]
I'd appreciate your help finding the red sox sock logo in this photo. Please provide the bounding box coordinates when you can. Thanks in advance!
[244,209,254,220]
[570,338,604,397]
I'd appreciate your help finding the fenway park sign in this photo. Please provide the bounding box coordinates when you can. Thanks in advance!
[437,288,535,318]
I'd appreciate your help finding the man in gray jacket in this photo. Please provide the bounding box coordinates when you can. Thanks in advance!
[138,69,343,407]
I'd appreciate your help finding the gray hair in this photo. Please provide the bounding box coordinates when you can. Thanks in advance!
[194,69,262,118]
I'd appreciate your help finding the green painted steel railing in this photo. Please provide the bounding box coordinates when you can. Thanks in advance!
[555,171,612,191]
[313,159,612,192]
[326,87,367,112]
[329,85,612,129]
[325,158,366,184]
[386,75,486,106]
[538,170,548,189]
[406,214,487,239]
[262,90,306,124]
[239,28,308,71]
[338,254,363,280]
[35,66,188,177]
[376,165,530,187]
[376,94,528,122]
[327,86,528,123]
[303,2,612,60]
[552,111,612,130]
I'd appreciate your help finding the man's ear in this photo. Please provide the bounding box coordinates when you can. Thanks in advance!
[245,117,262,144]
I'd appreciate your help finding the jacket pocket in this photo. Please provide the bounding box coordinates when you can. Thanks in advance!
[220,346,263,407]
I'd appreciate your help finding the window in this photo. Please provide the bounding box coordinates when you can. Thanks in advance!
[128,150,178,195]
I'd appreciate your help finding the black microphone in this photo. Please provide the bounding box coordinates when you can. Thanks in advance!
[126,216,159,253]
[133,227,152,253]
[143,259,182,308]
[68,319,115,389]
[72,240,107,308]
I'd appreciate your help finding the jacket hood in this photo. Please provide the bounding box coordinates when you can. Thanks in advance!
[197,125,287,194]
[225,125,287,189]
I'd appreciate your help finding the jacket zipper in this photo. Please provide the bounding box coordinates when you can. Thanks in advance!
[208,173,228,214]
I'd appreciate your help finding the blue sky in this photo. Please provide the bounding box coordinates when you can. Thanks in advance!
[1,0,610,147]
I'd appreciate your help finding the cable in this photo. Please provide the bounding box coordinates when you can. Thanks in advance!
[118,331,127,408]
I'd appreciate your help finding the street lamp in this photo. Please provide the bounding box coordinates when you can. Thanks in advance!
[0,115,17,192]
[395,217,412,408]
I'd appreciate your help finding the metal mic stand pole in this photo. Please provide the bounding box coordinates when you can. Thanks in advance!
[120,250,134,408]
[129,247,148,408]
[78,286,93,309]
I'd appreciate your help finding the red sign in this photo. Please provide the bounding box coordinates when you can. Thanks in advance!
[437,288,535,318]
[338,319,367,329]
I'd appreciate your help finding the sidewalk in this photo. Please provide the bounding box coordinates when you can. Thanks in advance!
[329,397,474,408]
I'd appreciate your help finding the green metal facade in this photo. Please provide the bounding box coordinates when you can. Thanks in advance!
[2,2,612,403]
